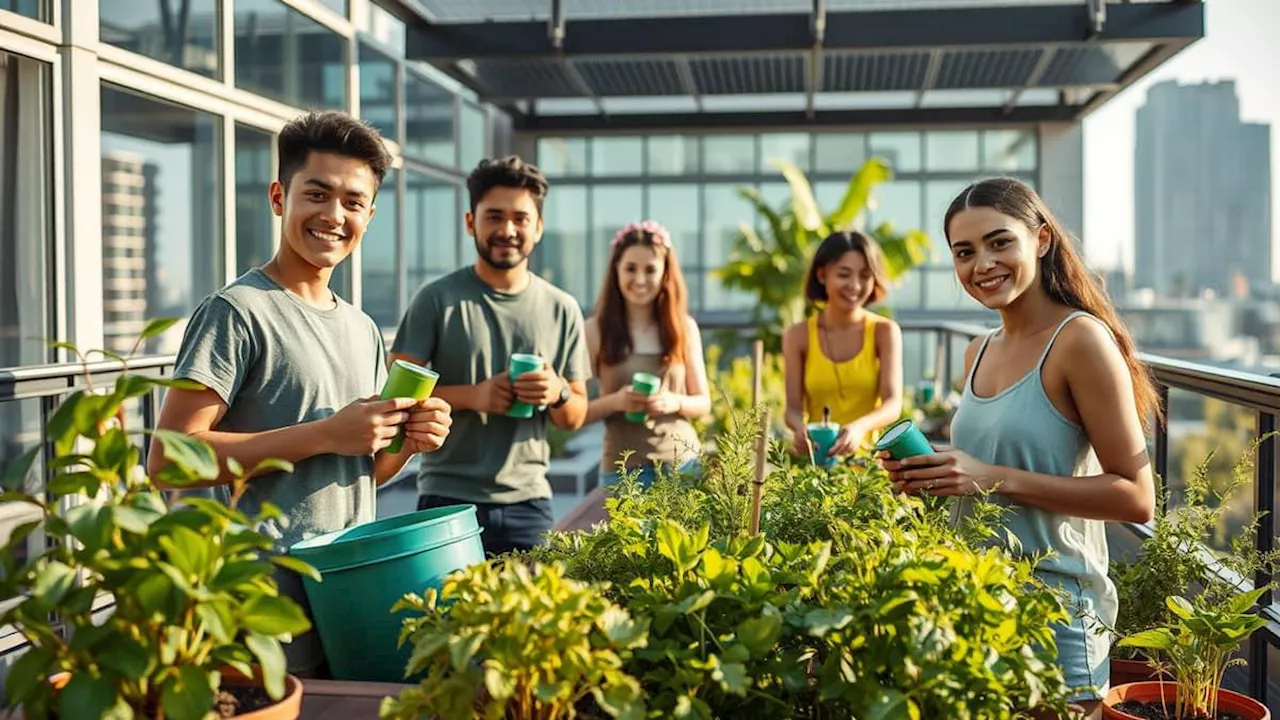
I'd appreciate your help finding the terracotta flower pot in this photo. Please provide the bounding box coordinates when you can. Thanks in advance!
[1110,656,1171,686]
[1102,681,1270,720]
[44,667,303,720]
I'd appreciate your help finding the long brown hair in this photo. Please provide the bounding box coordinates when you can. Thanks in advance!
[593,221,689,370]
[944,177,1161,432]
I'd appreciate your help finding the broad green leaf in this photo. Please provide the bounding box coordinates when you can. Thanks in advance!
[826,156,892,231]
[449,631,485,671]
[485,665,515,701]
[112,505,160,534]
[1118,628,1175,650]
[71,393,108,438]
[31,560,77,610]
[246,632,288,700]
[270,554,322,583]
[57,672,118,720]
[47,471,96,497]
[770,159,826,234]
[250,458,295,477]
[113,375,155,400]
[91,427,131,471]
[210,560,274,590]
[160,665,217,720]
[240,594,312,637]
[196,601,235,644]
[1227,587,1268,615]
[97,636,152,679]
[47,390,86,454]
[141,317,181,340]
[0,446,40,492]
[3,519,42,553]
[865,688,914,720]
[803,608,855,636]
[159,525,212,577]
[5,645,52,706]
[226,456,245,478]
[149,377,208,391]
[152,429,220,482]
[736,611,782,656]
[135,572,176,616]
[712,660,750,696]
[65,502,112,552]
[1165,595,1194,620]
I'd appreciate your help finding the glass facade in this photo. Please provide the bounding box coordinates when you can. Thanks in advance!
[535,130,1038,312]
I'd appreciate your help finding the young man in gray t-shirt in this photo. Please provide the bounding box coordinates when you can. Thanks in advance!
[390,156,590,557]
[149,111,453,677]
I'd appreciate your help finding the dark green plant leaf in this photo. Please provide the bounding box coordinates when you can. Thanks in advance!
[158,525,211,578]
[210,560,273,590]
[135,571,177,616]
[250,458,295,477]
[195,601,235,644]
[65,503,113,553]
[153,429,220,482]
[5,645,52,707]
[161,665,217,720]
[57,672,118,720]
[48,390,85,455]
[30,561,76,610]
[71,393,108,438]
[865,688,915,720]
[46,471,97,497]
[246,632,288,700]
[91,428,132,472]
[239,594,312,637]
[114,374,155,400]
[0,446,40,492]
[113,505,161,534]
[270,555,322,583]
[150,377,209,391]
[98,636,153,680]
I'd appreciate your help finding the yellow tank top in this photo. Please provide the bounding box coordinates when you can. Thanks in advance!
[803,314,882,448]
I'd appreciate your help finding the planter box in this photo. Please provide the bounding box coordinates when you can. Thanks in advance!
[300,679,415,719]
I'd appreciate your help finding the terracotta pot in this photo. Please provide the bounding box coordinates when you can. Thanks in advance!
[1102,681,1270,720]
[1110,656,1171,686]
[44,667,303,720]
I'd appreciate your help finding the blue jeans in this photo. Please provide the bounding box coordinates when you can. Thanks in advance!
[599,458,700,489]
[416,494,553,558]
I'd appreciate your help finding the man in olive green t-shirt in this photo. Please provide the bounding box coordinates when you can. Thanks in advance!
[390,156,590,556]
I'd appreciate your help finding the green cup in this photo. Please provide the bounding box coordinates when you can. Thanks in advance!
[874,418,935,460]
[806,422,840,468]
[380,360,440,453]
[919,381,936,405]
[625,372,662,423]
[507,353,544,419]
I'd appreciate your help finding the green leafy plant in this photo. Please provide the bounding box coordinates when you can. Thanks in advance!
[714,157,931,350]
[380,560,648,720]
[0,319,316,720]
[1118,590,1268,718]
[694,344,788,442]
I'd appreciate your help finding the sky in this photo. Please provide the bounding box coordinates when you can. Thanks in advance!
[1082,0,1280,277]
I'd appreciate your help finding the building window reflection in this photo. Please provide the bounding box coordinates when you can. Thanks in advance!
[359,41,399,143]
[100,0,221,79]
[1,0,47,22]
[234,124,275,275]
[234,0,347,111]
[101,85,223,355]
[361,169,399,328]
[405,170,459,295]
[404,69,455,167]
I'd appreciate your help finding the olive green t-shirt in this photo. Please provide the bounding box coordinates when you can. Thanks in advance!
[391,266,590,504]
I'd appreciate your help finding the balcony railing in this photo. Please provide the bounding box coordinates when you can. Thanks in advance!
[2,320,1279,708]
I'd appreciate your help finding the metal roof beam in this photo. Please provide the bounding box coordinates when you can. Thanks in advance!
[914,49,942,108]
[407,3,1203,61]
[513,104,1078,133]
[805,0,827,119]
[1004,46,1057,114]
[675,57,703,113]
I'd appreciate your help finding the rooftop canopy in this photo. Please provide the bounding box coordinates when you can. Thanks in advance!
[398,0,1204,132]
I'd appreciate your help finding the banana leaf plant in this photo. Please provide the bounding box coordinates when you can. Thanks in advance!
[714,157,932,351]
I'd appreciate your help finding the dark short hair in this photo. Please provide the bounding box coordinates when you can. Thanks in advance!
[466,156,548,215]
[804,231,891,305]
[277,111,391,192]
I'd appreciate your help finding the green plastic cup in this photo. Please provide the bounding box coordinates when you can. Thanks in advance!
[919,381,936,405]
[380,360,439,453]
[507,353,544,419]
[625,371,662,423]
[806,422,840,467]
[874,418,935,460]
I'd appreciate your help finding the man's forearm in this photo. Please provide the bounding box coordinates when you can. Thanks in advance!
[432,384,477,413]
[156,421,331,489]
[374,447,414,486]
[549,391,588,430]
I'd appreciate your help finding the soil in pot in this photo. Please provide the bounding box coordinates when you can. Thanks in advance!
[1110,701,1244,720]
[216,685,273,717]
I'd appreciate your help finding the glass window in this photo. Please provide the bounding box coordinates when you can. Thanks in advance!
[101,85,223,355]
[234,0,347,111]
[314,0,347,17]
[360,169,399,328]
[983,129,1037,172]
[925,131,980,172]
[100,0,220,79]
[0,51,52,369]
[702,184,756,311]
[405,171,459,294]
[924,179,971,264]
[591,137,643,177]
[704,135,755,175]
[590,186,643,303]
[537,138,588,177]
[459,103,486,173]
[647,135,699,176]
[355,1,405,55]
[814,133,867,175]
[885,265,924,310]
[759,133,810,173]
[540,186,590,306]
[646,184,700,308]
[868,132,921,174]
[923,267,980,311]
[359,42,398,143]
[813,181,845,216]
[234,124,276,275]
[404,69,455,167]
[1,0,48,22]
[869,181,923,233]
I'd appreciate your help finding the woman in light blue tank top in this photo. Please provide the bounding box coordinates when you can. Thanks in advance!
[879,178,1159,719]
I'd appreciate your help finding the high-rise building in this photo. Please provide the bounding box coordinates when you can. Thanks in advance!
[100,151,156,354]
[1134,79,1272,298]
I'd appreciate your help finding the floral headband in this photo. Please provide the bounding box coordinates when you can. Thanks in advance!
[612,220,672,248]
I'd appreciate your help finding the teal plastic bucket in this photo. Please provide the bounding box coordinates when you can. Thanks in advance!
[288,505,485,682]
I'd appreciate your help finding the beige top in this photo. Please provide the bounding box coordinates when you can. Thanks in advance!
[598,352,702,472]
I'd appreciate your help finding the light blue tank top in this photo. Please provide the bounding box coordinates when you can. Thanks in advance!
[950,311,1117,633]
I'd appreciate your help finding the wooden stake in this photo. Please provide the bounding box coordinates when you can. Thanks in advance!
[751,339,763,409]
[749,408,770,536]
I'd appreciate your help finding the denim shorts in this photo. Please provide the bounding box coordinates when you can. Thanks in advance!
[1040,573,1110,702]
[599,458,700,489]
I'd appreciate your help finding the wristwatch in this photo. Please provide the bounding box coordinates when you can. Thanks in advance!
[549,379,571,409]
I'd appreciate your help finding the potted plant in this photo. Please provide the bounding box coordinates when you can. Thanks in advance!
[0,322,315,719]
[379,559,647,719]
[1109,441,1280,686]
[1106,590,1270,719]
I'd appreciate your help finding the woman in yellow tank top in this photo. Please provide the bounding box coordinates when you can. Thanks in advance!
[783,231,904,461]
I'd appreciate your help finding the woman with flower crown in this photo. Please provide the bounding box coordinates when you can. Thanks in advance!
[583,220,710,488]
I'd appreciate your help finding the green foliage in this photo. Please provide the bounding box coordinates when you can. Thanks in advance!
[1110,437,1280,658]
[380,560,647,720]
[695,345,788,442]
[1118,589,1267,718]
[713,158,931,351]
[0,324,315,720]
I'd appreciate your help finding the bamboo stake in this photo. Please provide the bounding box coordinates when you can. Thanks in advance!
[751,339,763,408]
[749,408,770,536]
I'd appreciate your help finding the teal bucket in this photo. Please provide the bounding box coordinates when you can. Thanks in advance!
[288,505,485,682]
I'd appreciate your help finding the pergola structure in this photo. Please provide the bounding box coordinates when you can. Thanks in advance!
[395,0,1205,132]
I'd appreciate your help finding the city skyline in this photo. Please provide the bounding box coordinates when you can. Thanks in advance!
[1083,0,1280,280]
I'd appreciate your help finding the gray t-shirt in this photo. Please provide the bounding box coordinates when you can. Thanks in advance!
[172,268,387,674]
[391,266,590,505]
